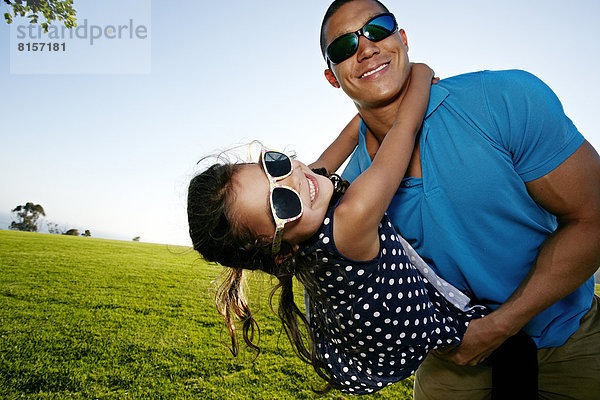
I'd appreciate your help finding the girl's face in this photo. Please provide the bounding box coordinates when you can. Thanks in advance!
[231,159,334,250]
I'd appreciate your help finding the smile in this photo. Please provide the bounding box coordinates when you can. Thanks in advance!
[360,62,389,79]
[306,175,318,205]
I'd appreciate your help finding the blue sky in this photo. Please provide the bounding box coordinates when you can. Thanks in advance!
[1,0,599,245]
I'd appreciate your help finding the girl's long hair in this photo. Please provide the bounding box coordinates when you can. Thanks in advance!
[188,163,348,393]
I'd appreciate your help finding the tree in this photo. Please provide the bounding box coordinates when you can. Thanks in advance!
[3,0,76,32]
[132,236,140,242]
[10,202,46,232]
[64,228,79,236]
[82,230,91,237]
[47,221,64,234]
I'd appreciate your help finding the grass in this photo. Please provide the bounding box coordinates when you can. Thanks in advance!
[0,230,414,399]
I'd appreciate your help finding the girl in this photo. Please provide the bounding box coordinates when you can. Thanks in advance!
[187,64,489,394]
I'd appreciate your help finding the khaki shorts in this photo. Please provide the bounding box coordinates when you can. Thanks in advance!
[414,295,600,400]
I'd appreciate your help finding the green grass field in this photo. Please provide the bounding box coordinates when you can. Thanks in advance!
[0,230,414,399]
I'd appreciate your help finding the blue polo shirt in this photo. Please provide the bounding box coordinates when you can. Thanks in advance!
[342,69,593,348]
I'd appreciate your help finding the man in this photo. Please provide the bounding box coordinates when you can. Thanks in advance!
[320,0,600,398]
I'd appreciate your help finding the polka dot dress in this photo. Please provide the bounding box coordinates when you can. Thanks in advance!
[300,208,488,395]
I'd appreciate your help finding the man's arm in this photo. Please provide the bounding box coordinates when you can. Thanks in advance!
[441,140,600,365]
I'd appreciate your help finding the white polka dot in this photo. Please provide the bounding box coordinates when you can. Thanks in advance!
[322,237,330,244]
[381,234,386,241]
[324,217,330,225]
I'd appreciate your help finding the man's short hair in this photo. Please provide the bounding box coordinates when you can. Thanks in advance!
[319,0,391,61]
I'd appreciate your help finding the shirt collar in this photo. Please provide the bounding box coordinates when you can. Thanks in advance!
[425,83,449,119]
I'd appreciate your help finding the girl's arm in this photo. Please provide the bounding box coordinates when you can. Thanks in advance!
[333,63,433,261]
[309,114,361,174]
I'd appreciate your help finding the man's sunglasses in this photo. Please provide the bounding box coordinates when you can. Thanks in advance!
[326,13,398,65]
[259,148,303,255]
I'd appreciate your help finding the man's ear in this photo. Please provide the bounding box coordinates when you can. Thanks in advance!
[324,69,341,88]
[399,29,409,52]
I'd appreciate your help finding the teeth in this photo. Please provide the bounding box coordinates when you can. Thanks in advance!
[308,178,316,203]
[361,63,387,78]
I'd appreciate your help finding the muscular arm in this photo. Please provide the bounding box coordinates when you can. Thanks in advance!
[443,140,600,365]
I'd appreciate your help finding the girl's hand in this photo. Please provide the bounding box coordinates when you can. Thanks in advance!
[409,63,439,84]
[410,62,434,77]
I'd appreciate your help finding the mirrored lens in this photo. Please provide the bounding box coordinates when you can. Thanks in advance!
[264,151,292,178]
[327,34,359,64]
[272,187,302,219]
[364,15,396,41]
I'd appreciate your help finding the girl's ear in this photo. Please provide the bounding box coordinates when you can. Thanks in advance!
[274,252,290,264]
[274,244,300,265]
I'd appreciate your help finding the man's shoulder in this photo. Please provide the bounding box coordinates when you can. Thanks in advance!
[439,69,542,92]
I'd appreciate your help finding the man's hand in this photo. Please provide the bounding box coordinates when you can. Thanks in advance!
[435,314,514,366]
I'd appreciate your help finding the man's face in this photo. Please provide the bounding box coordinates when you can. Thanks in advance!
[323,0,410,110]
